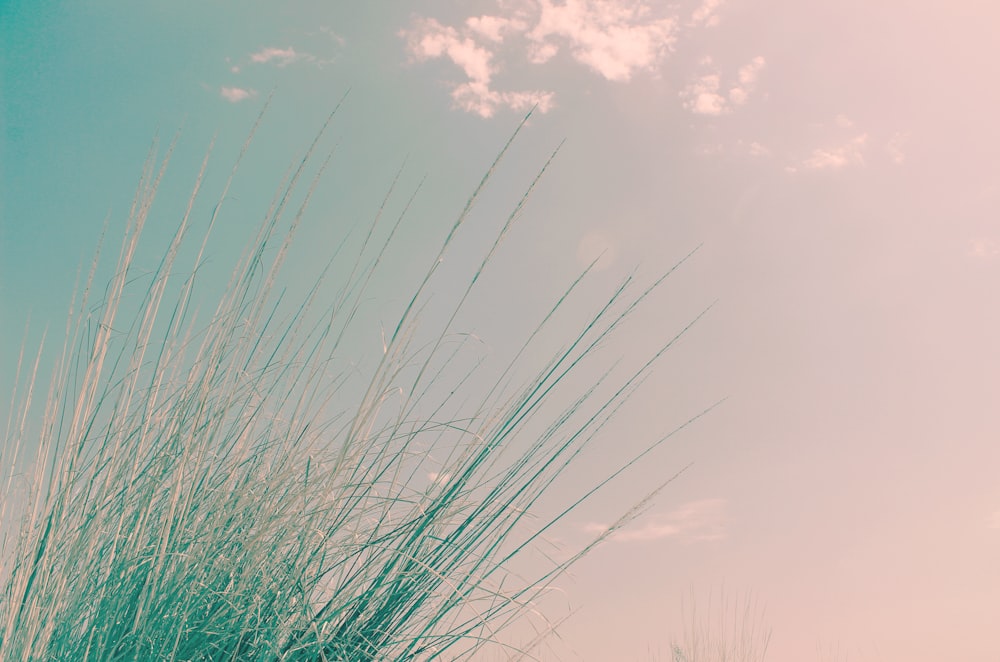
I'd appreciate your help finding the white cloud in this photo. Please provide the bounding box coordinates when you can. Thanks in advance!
[682,73,727,115]
[728,86,748,106]
[408,19,494,82]
[737,55,765,86]
[452,82,555,117]
[583,498,726,543]
[220,86,256,103]
[528,0,678,82]
[466,14,526,42]
[798,133,869,170]
[690,0,724,27]
[401,16,554,118]
[728,55,765,105]
[682,56,765,115]
[528,40,560,64]
[250,46,304,66]
[240,42,336,71]
[402,1,683,116]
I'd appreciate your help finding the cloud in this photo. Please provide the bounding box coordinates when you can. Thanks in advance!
[220,86,256,103]
[234,42,335,75]
[969,239,1000,259]
[682,73,727,115]
[727,140,771,158]
[401,16,554,118]
[886,132,908,165]
[583,498,727,543]
[797,133,869,170]
[466,14,526,42]
[402,1,684,116]
[728,55,766,106]
[249,46,305,66]
[527,0,678,82]
[835,113,855,129]
[736,55,765,86]
[690,0,723,27]
[453,84,555,118]
[318,25,347,48]
[681,56,765,115]
[410,19,495,83]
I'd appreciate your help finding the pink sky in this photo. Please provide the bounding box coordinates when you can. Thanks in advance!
[2,1,999,659]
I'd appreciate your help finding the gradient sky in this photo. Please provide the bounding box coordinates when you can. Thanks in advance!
[2,1,1000,660]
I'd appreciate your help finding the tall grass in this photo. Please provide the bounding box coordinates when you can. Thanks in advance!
[0,104,710,660]
[669,589,772,662]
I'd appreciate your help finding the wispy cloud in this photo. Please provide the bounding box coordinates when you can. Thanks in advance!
[796,133,869,171]
[682,73,727,115]
[317,25,347,48]
[240,40,339,72]
[250,46,307,66]
[689,0,724,27]
[969,239,1000,259]
[731,55,765,101]
[834,113,855,129]
[220,86,256,103]
[745,141,771,157]
[583,498,727,543]
[466,14,526,43]
[886,131,908,165]
[681,56,765,115]
[217,42,332,107]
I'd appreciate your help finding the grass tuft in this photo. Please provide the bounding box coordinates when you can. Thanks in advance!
[0,104,706,661]
[669,589,772,662]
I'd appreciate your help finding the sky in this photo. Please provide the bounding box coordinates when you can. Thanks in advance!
[2,1,1000,660]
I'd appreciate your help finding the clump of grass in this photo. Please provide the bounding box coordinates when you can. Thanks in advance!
[0,104,708,660]
[670,589,772,662]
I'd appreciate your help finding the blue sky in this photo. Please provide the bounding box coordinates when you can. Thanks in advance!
[3,1,1000,660]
